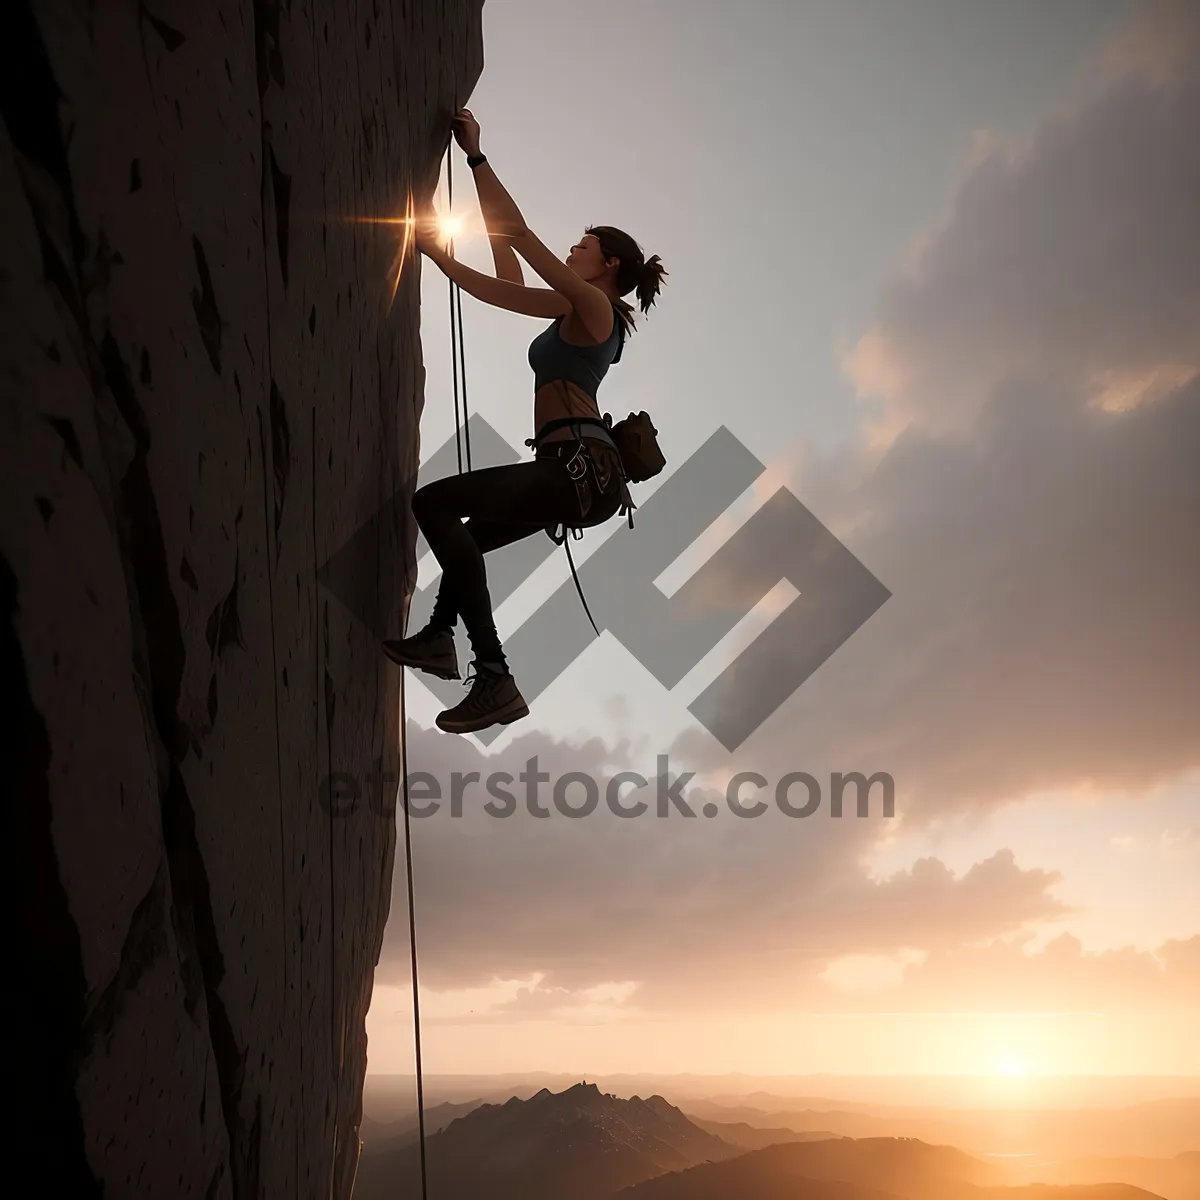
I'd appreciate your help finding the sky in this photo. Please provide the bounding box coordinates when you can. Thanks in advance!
[364,0,1200,1082]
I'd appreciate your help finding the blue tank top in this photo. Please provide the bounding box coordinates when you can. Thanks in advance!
[527,306,624,399]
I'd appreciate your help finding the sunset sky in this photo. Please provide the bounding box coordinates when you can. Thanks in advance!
[365,0,1200,1082]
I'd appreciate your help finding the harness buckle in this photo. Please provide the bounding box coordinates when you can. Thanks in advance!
[564,444,587,479]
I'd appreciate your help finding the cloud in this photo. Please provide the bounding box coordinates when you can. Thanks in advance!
[842,1,1200,435]
[383,710,1196,1015]
[819,949,925,995]
[1099,0,1200,87]
[416,927,1200,1024]
[676,376,1200,823]
[378,3,1200,1025]
[382,716,1067,1006]
[423,977,643,1026]
[682,0,1200,818]
[827,931,1200,1013]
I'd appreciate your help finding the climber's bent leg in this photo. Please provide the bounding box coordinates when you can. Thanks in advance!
[382,514,543,680]
[424,512,547,632]
[402,459,590,735]
[409,460,581,672]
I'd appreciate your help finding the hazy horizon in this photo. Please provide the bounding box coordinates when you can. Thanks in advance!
[363,1070,1200,1113]
[356,1070,1200,1193]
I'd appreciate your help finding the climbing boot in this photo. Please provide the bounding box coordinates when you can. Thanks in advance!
[435,662,529,734]
[381,625,460,680]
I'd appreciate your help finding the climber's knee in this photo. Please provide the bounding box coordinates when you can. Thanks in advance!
[411,478,449,530]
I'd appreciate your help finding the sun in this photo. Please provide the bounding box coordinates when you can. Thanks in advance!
[1000,1053,1026,1077]
[437,213,464,241]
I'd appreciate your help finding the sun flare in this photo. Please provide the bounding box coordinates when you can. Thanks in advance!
[1001,1054,1026,1077]
[438,213,464,240]
[347,180,475,310]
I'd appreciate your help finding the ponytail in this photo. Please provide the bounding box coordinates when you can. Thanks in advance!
[585,224,668,338]
[637,254,667,315]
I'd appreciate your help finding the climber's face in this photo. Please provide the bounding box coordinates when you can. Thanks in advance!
[566,233,618,283]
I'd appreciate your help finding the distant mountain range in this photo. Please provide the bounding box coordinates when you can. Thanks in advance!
[616,1137,1168,1200]
[353,1082,740,1200]
[359,1098,484,1144]
[688,1116,845,1150]
[617,1135,1001,1197]
[353,1082,1186,1200]
[680,1096,1200,1161]
[1005,1152,1200,1200]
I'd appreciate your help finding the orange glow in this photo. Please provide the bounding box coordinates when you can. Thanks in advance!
[389,188,416,309]
[1001,1053,1026,1076]
[438,213,465,241]
[347,186,478,309]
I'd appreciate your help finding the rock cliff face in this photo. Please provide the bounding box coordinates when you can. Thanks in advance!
[1,2,482,1196]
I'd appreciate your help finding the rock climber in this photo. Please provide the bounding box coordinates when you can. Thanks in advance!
[382,108,666,734]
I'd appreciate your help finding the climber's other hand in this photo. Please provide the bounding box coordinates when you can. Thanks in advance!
[413,212,443,256]
[452,108,481,156]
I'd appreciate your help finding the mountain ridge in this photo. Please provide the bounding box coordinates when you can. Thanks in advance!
[353,1081,741,1200]
[616,1137,1170,1200]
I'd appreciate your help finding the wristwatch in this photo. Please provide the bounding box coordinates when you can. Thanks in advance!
[466,153,487,169]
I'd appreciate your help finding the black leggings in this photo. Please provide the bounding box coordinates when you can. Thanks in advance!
[411,449,621,667]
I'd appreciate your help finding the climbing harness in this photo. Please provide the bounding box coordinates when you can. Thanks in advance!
[525,402,660,637]
[523,414,625,637]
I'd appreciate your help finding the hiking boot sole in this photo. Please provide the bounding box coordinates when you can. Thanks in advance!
[435,694,530,735]
[381,640,461,680]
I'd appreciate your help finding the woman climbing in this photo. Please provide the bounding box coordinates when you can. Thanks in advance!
[382,108,667,735]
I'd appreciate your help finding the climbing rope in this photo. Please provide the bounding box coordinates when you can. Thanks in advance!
[395,131,474,1200]
[397,670,427,1200]
[446,145,472,473]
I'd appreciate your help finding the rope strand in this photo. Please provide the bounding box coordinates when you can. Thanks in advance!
[455,281,471,471]
[447,146,463,475]
[398,671,428,1200]
[399,129,475,1200]
[445,145,472,474]
[449,272,463,475]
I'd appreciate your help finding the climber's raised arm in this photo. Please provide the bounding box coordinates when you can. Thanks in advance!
[416,220,569,319]
[446,109,614,343]
[484,206,525,285]
[452,110,525,285]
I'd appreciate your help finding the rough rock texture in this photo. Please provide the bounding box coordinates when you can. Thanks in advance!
[1,2,481,1196]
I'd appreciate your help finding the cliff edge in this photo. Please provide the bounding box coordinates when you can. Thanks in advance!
[1,2,482,1195]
